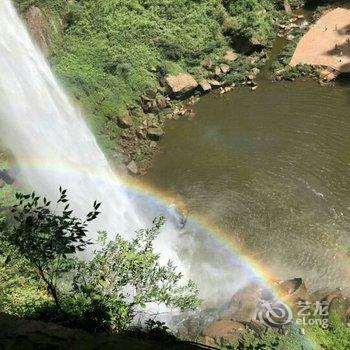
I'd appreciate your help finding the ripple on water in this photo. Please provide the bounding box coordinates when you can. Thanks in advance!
[146,79,350,292]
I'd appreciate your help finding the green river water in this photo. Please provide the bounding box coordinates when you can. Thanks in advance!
[145,46,350,292]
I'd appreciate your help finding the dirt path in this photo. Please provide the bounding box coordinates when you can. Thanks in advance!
[290,8,350,72]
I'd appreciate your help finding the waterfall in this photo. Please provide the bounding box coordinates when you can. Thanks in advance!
[0,0,258,313]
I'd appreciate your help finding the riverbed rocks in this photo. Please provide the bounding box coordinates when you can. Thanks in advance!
[201,320,247,347]
[163,74,198,97]
[207,79,222,88]
[219,63,231,74]
[147,127,164,141]
[126,160,138,175]
[319,67,339,83]
[117,113,133,128]
[199,79,212,92]
[228,283,262,321]
[277,278,311,305]
[195,278,350,349]
[224,50,238,62]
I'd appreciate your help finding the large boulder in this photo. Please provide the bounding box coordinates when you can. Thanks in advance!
[224,50,238,62]
[199,80,211,92]
[202,319,247,347]
[147,127,164,141]
[24,6,50,56]
[228,283,262,321]
[163,74,198,96]
[278,278,311,304]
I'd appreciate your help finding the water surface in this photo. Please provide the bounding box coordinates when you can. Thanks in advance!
[145,73,350,292]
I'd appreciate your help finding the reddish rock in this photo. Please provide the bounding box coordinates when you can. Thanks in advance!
[224,50,238,62]
[164,74,198,95]
[220,64,231,74]
[207,79,221,88]
[202,320,247,347]
[199,80,211,92]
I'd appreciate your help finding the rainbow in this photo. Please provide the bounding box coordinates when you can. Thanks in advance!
[9,160,316,348]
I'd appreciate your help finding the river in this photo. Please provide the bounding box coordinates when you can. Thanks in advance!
[145,45,350,293]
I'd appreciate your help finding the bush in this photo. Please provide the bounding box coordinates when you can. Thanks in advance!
[0,189,200,333]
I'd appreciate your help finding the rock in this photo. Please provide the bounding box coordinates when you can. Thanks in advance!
[319,69,330,80]
[117,113,133,128]
[214,66,222,76]
[207,79,221,88]
[147,127,164,141]
[320,68,339,82]
[247,75,254,81]
[199,80,212,92]
[224,50,238,62]
[135,129,146,139]
[197,336,216,347]
[251,86,258,91]
[247,320,266,336]
[156,97,170,110]
[219,64,231,74]
[126,160,138,175]
[252,67,260,76]
[164,74,198,96]
[202,320,247,347]
[278,278,311,304]
[229,283,262,321]
[150,141,158,148]
[24,6,50,56]
[287,34,295,41]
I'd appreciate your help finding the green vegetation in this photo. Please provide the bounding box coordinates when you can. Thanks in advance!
[0,189,200,333]
[13,0,286,160]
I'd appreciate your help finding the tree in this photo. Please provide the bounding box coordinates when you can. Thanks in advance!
[2,188,100,311]
[72,217,201,332]
[1,189,200,332]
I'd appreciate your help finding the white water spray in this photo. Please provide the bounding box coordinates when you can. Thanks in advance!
[0,0,259,314]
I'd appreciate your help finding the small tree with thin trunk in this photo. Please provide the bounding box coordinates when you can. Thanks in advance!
[3,187,100,311]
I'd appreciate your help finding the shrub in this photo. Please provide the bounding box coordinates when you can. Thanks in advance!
[0,189,200,333]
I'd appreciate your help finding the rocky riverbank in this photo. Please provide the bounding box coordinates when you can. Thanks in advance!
[180,278,350,349]
[116,49,267,175]
[16,1,290,176]
[1,277,348,350]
